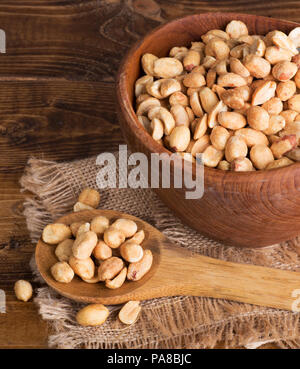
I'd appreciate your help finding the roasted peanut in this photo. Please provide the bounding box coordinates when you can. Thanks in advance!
[234,128,268,147]
[251,81,276,106]
[55,239,74,262]
[154,57,183,78]
[202,55,216,68]
[218,160,230,170]
[51,261,74,283]
[77,222,90,237]
[262,97,283,115]
[215,59,228,75]
[73,201,94,212]
[183,72,206,88]
[135,75,154,97]
[112,218,138,238]
[93,240,112,261]
[186,106,195,125]
[265,46,292,65]
[150,118,164,140]
[169,46,188,58]
[105,267,127,289]
[231,157,254,171]
[136,93,152,106]
[276,81,296,101]
[176,152,195,163]
[286,147,300,161]
[78,188,100,209]
[69,256,95,280]
[250,145,274,169]
[230,57,250,78]
[234,102,251,116]
[217,73,247,87]
[247,106,269,131]
[127,250,153,281]
[205,38,230,60]
[288,94,300,113]
[136,97,161,117]
[230,43,250,59]
[220,88,244,110]
[249,38,266,57]
[149,107,175,135]
[280,109,298,124]
[169,126,191,152]
[207,100,227,128]
[279,121,300,144]
[98,257,124,281]
[14,280,33,302]
[270,135,297,158]
[42,223,71,245]
[206,68,217,88]
[160,79,182,98]
[263,115,286,135]
[147,78,181,99]
[218,111,247,130]
[170,104,190,127]
[118,301,141,325]
[193,115,208,139]
[76,304,109,327]
[142,53,158,76]
[70,222,85,237]
[103,227,126,249]
[191,41,205,52]
[202,145,224,167]
[189,91,204,117]
[272,61,297,81]
[82,274,100,284]
[202,29,229,43]
[183,50,201,71]
[90,216,109,235]
[265,30,298,55]
[188,135,210,156]
[199,87,219,113]
[210,126,230,150]
[266,157,294,170]
[72,231,98,259]
[226,20,248,39]
[289,27,300,48]
[225,136,248,162]
[120,242,144,263]
[169,91,189,106]
[243,55,271,78]
[128,230,145,244]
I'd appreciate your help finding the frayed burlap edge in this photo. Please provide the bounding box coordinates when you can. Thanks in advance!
[21,157,300,349]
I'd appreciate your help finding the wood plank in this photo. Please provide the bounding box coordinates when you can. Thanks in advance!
[0,81,123,171]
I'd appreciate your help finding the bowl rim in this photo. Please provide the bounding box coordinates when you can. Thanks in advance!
[116,12,300,181]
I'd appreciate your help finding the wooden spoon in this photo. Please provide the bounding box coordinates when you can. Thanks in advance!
[36,209,300,310]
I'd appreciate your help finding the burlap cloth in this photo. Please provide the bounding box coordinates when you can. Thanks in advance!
[20,153,300,349]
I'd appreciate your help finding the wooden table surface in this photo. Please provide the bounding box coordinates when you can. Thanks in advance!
[0,0,298,349]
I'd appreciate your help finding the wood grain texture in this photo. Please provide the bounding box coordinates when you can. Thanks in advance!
[37,209,300,311]
[2,0,300,349]
[117,12,300,248]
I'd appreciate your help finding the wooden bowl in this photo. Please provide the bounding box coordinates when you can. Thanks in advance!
[116,13,300,248]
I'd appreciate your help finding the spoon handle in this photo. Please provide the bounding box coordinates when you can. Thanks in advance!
[160,246,300,311]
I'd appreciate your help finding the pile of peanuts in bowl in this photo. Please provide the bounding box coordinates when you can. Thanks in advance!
[40,188,152,326]
[135,20,300,171]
